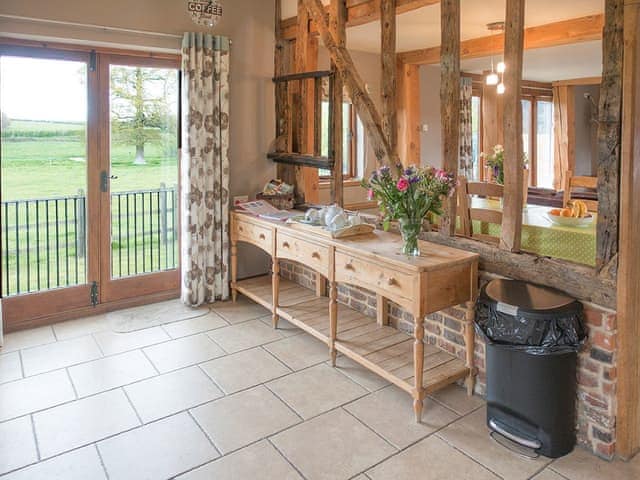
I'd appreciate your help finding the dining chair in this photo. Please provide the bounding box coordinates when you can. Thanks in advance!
[563,171,598,212]
[457,176,504,244]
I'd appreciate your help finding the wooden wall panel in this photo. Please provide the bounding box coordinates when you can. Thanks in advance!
[397,61,421,167]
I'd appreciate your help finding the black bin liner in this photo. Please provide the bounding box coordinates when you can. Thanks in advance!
[475,279,587,354]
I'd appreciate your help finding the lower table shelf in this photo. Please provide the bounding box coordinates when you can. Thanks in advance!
[236,275,469,397]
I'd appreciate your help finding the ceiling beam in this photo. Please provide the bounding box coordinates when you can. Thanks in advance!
[399,14,604,65]
[281,0,440,40]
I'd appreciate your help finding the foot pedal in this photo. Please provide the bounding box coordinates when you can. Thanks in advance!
[490,430,539,460]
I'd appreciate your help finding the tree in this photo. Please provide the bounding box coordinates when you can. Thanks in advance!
[1,111,10,130]
[110,67,177,165]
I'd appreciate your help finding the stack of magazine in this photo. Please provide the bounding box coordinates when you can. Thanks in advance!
[235,200,297,221]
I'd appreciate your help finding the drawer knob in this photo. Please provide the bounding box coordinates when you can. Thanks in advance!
[345,262,354,270]
[282,242,290,248]
[259,233,266,240]
[387,277,397,286]
[312,252,321,259]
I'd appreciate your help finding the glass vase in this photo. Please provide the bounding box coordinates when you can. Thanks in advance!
[399,218,422,257]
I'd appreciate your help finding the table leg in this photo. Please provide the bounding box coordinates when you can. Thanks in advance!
[464,300,476,396]
[231,239,238,303]
[272,258,280,329]
[329,281,338,367]
[413,315,425,422]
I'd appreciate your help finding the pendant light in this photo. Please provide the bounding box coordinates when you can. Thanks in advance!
[485,22,506,91]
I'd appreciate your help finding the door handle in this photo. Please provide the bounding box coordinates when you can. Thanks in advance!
[100,172,119,192]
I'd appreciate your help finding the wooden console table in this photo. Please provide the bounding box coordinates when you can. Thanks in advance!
[230,211,479,421]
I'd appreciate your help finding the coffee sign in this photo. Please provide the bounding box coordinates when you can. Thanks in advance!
[188,0,223,28]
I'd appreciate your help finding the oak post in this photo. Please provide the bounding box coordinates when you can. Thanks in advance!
[330,0,346,206]
[500,0,525,252]
[231,219,238,303]
[413,312,425,422]
[616,0,640,459]
[439,0,461,236]
[596,0,624,273]
[376,294,389,326]
[397,61,421,166]
[381,0,398,154]
[329,283,338,366]
[272,256,280,328]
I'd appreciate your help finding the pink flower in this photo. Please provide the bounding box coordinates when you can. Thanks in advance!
[367,189,374,200]
[396,178,410,192]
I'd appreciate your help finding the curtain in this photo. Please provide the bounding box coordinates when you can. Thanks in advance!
[459,77,473,178]
[181,33,231,306]
[553,85,571,191]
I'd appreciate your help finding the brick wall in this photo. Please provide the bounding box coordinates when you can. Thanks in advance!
[278,261,618,460]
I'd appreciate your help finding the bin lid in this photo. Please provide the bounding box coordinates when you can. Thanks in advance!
[485,279,575,312]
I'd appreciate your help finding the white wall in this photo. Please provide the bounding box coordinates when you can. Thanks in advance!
[574,85,600,177]
[0,0,276,278]
[419,65,443,168]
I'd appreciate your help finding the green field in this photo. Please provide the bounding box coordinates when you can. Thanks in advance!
[1,119,179,296]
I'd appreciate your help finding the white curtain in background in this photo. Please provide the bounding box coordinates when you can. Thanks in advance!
[459,76,474,178]
[181,33,231,307]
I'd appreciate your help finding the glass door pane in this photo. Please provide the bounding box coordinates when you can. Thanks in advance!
[109,65,179,279]
[1,56,88,296]
[536,100,555,189]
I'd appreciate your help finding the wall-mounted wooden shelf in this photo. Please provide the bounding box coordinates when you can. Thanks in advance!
[267,152,334,170]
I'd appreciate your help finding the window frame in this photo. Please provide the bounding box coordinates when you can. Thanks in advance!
[521,92,553,188]
[319,101,357,181]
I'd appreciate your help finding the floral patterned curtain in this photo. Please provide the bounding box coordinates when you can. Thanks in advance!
[181,33,231,306]
[459,76,474,178]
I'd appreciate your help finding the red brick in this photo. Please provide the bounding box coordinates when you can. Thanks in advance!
[578,357,600,374]
[584,308,604,327]
[591,331,616,351]
[583,393,608,410]
[577,371,599,388]
[595,442,615,460]
[604,367,617,381]
[602,381,616,396]
[603,314,617,332]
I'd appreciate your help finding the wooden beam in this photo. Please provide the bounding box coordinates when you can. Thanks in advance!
[439,0,460,236]
[397,60,421,166]
[303,0,397,166]
[281,0,440,40]
[400,14,604,65]
[481,72,504,177]
[500,0,525,252]
[330,0,346,206]
[381,0,398,153]
[274,0,296,186]
[552,76,603,87]
[552,85,576,191]
[617,0,640,459]
[596,0,623,273]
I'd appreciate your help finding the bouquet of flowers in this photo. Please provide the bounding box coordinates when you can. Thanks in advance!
[482,144,528,185]
[361,164,457,255]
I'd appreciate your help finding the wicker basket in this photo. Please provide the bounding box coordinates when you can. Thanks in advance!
[256,192,294,210]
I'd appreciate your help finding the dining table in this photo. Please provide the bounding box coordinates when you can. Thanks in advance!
[468,198,596,266]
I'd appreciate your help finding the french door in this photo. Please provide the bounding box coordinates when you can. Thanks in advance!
[0,43,181,331]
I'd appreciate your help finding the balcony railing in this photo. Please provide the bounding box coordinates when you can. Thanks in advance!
[1,185,178,297]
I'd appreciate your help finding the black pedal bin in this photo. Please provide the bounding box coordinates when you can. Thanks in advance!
[476,279,587,459]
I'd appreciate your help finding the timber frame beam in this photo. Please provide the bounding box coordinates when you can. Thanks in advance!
[281,0,440,40]
[399,14,604,65]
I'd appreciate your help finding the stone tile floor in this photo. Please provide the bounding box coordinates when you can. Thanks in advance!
[0,297,638,479]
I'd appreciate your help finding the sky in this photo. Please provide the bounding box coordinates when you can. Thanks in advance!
[1,56,87,123]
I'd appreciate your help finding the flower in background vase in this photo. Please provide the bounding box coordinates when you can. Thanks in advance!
[481,144,527,185]
[361,164,457,255]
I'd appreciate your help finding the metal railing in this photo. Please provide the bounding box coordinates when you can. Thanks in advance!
[1,185,178,297]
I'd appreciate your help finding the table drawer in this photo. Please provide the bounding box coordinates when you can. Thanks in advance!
[233,220,273,254]
[277,231,330,277]
[335,251,414,306]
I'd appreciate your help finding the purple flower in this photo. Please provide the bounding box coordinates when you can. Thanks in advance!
[409,176,420,184]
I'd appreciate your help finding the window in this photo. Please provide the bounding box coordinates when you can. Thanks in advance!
[522,96,555,189]
[319,101,359,179]
[471,95,482,181]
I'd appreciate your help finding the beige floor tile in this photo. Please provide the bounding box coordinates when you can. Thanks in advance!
[263,334,330,371]
[532,469,567,480]
[177,440,302,480]
[0,352,22,384]
[52,314,109,341]
[267,363,367,419]
[271,408,396,480]
[0,416,38,475]
[68,350,157,397]
[162,311,229,338]
[21,335,102,377]
[332,355,390,392]
[207,318,284,353]
[107,300,209,332]
[211,296,270,324]
[345,385,459,449]
[430,384,486,415]
[367,435,499,480]
[143,333,226,373]
[550,446,640,480]
[125,366,223,423]
[1,446,106,480]
[191,385,300,454]
[200,347,291,394]
[0,370,76,422]
[260,316,302,337]
[437,407,552,480]
[1,326,56,353]
[98,412,218,480]
[93,327,170,356]
[33,389,140,458]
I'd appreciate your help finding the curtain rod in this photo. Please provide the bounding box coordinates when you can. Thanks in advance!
[0,14,183,40]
